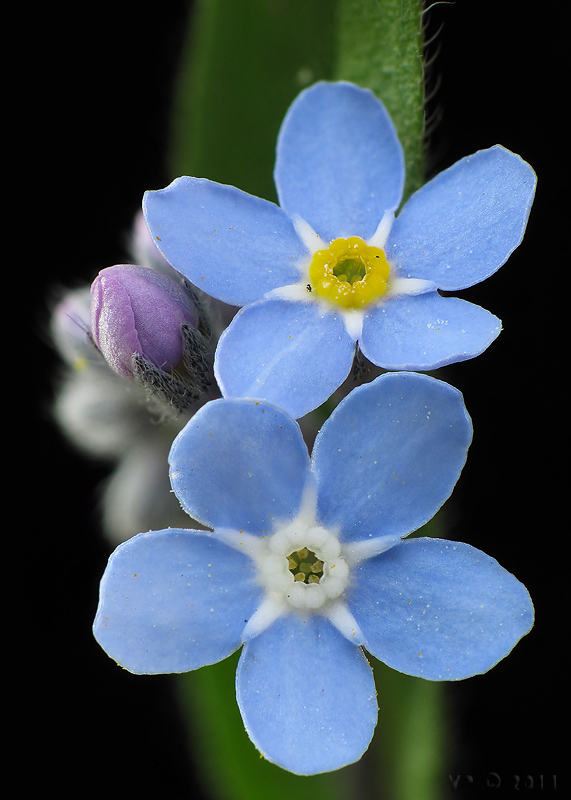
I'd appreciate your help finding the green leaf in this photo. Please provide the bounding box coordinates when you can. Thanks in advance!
[168,0,337,201]
[371,661,446,800]
[334,0,425,200]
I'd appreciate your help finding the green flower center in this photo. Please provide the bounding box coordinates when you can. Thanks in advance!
[332,256,366,283]
[287,547,324,584]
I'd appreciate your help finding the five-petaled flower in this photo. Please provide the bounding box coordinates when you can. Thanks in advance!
[143,81,536,419]
[93,372,533,775]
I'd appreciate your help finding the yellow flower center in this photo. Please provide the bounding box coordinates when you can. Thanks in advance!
[308,236,390,309]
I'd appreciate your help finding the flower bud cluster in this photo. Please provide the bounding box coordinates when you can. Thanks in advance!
[49,215,221,543]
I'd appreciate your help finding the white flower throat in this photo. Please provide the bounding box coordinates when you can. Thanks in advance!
[221,481,365,644]
[221,480,398,644]
[257,521,350,611]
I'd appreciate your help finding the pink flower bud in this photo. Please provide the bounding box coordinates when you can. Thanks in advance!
[91,265,198,378]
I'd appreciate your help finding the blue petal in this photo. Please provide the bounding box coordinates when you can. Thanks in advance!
[347,538,534,680]
[93,529,261,674]
[312,372,472,542]
[274,81,405,242]
[387,146,536,290]
[360,292,502,370]
[236,613,377,775]
[215,298,356,419]
[169,398,311,533]
[143,177,307,306]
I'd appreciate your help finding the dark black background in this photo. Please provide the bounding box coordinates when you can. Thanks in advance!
[28,1,564,796]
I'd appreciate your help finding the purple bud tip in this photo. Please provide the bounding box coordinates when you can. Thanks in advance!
[90,265,199,378]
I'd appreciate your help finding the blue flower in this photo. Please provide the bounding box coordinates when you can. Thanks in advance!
[93,372,533,775]
[143,81,536,419]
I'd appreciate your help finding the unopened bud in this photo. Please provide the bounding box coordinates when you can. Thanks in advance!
[91,264,199,378]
